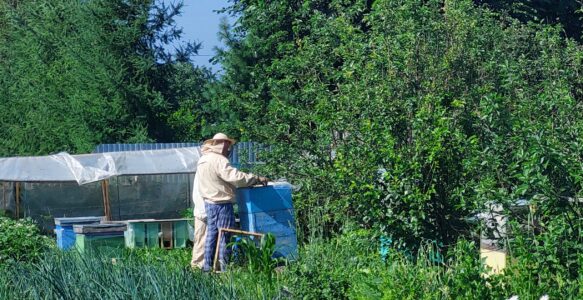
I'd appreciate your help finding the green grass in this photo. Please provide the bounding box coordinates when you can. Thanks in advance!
[0,249,283,299]
[0,230,580,299]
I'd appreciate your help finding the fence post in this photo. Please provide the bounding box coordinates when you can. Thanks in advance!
[2,182,6,212]
[15,182,20,219]
[101,179,112,221]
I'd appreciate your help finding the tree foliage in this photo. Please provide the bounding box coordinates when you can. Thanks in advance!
[212,0,583,263]
[476,0,583,41]
[0,0,211,156]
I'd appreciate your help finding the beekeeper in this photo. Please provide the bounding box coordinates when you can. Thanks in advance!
[194,133,268,272]
[190,170,206,269]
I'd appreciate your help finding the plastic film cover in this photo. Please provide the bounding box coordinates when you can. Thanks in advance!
[0,147,202,185]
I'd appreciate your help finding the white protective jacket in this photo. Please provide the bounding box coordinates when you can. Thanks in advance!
[192,171,206,220]
[195,143,259,210]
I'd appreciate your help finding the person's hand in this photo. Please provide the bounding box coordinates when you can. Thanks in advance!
[256,176,269,186]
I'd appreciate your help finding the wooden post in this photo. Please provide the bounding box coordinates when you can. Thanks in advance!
[161,222,173,249]
[107,182,111,220]
[101,180,112,221]
[15,182,20,219]
[213,228,264,272]
[2,182,6,212]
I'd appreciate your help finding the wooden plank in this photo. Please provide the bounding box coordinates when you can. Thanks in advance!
[75,234,86,253]
[113,219,156,224]
[54,216,104,225]
[101,181,106,220]
[220,228,264,238]
[105,180,111,220]
[124,222,139,248]
[2,182,6,211]
[124,230,133,248]
[213,228,264,271]
[101,180,112,221]
[124,222,147,248]
[161,222,173,249]
[15,182,20,219]
[73,224,126,234]
[125,218,190,224]
[76,233,125,254]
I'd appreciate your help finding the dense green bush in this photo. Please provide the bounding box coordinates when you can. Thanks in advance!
[0,217,53,265]
[211,2,583,294]
[282,229,580,299]
[351,241,490,299]
[0,228,579,299]
[282,229,379,299]
[494,212,583,298]
[0,0,212,155]
[230,233,283,284]
[0,0,581,298]
[214,0,583,255]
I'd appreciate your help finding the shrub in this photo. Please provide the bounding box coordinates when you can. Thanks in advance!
[489,213,583,299]
[351,238,581,299]
[229,233,283,284]
[349,240,487,300]
[282,229,379,300]
[214,0,583,252]
[0,217,53,265]
[278,227,580,299]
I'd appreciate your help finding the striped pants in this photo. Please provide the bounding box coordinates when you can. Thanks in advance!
[203,202,235,271]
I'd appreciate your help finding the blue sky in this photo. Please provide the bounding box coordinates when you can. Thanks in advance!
[169,0,233,72]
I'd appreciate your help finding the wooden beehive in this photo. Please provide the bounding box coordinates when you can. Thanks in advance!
[54,216,104,250]
[124,219,189,249]
[73,223,127,254]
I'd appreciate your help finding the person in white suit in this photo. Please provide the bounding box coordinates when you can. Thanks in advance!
[190,169,207,269]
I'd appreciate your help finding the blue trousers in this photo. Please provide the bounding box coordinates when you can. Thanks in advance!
[203,202,235,271]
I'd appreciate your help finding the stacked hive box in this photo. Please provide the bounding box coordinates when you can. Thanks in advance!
[74,223,127,254]
[237,183,298,259]
[124,219,189,249]
[54,216,104,250]
[478,200,530,274]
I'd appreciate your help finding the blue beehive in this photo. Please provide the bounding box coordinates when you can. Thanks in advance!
[237,183,298,259]
[54,216,104,250]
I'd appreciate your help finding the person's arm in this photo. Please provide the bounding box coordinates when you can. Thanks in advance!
[215,157,266,187]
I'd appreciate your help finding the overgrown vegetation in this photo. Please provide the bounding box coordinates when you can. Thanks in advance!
[0,0,214,155]
[0,217,53,266]
[1,0,582,298]
[230,233,284,285]
[0,250,260,299]
[0,229,579,299]
[214,0,583,259]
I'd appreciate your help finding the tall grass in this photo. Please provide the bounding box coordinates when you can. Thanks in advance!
[1,229,579,299]
[282,228,581,300]
[0,249,283,299]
